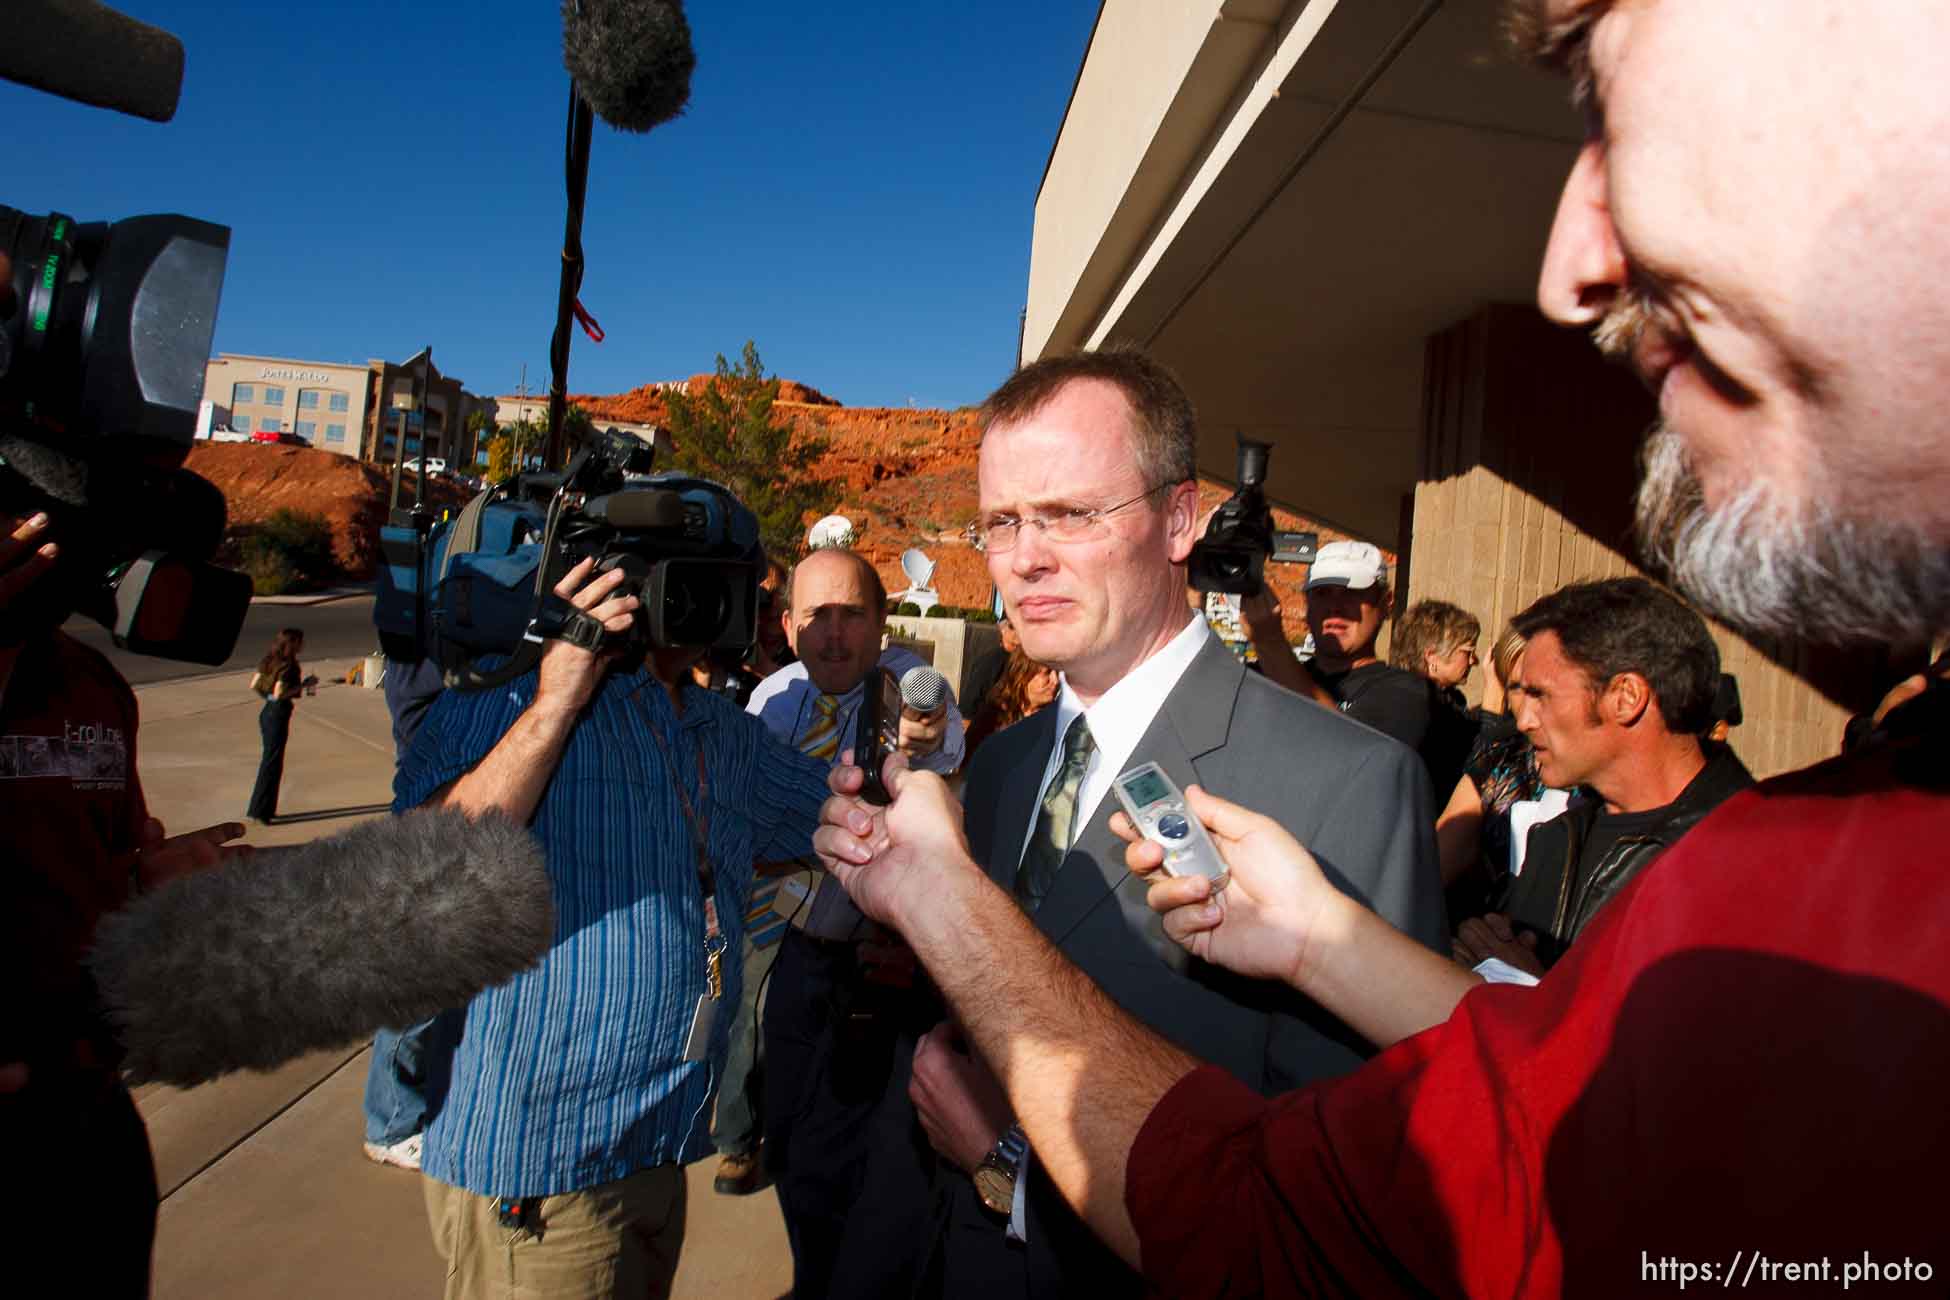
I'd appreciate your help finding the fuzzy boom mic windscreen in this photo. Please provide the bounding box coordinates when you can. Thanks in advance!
[0,0,184,122]
[561,0,695,133]
[90,808,554,1088]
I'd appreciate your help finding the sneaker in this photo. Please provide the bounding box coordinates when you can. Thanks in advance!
[362,1133,424,1171]
[713,1150,762,1196]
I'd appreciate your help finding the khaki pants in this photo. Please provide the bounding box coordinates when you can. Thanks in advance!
[423,1164,687,1300]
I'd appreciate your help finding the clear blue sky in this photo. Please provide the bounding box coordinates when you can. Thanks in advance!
[4,1,1101,409]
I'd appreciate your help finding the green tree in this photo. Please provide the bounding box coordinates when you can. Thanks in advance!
[562,402,595,450]
[492,416,545,475]
[465,408,495,470]
[662,341,837,558]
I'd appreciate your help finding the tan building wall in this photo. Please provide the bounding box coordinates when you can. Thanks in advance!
[201,355,371,457]
[1406,306,1873,779]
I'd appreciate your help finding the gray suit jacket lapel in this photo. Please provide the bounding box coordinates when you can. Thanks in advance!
[1034,637,1243,948]
[984,705,1058,892]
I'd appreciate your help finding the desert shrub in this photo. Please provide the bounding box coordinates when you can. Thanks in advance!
[240,508,335,593]
[241,550,298,596]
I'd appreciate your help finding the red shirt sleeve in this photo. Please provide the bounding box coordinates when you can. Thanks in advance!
[1127,751,1950,1298]
[1127,968,1578,1300]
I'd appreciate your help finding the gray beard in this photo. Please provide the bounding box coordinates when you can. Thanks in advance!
[1634,427,1950,648]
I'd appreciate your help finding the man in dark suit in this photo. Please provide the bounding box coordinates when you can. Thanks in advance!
[828,348,1446,1297]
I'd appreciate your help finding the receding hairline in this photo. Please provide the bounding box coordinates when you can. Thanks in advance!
[980,373,1142,443]
[787,548,887,616]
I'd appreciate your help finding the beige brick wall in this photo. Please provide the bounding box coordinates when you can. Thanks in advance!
[1408,471,1848,778]
[1409,305,1861,779]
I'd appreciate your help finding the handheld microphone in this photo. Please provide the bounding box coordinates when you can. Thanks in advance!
[900,665,951,715]
[0,0,184,123]
[561,0,696,133]
[89,808,554,1088]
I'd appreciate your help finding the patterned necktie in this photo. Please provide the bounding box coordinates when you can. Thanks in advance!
[773,691,845,935]
[800,692,841,761]
[1014,712,1096,912]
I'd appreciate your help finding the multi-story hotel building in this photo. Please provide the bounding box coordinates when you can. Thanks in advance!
[201,352,496,470]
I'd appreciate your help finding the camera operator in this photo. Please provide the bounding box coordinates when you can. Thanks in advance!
[1,500,249,1298]
[396,554,833,1299]
[1297,542,1450,775]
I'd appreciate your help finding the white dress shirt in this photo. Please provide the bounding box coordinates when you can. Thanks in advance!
[1014,614,1211,871]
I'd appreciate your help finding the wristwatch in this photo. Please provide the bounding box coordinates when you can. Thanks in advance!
[973,1123,1028,1216]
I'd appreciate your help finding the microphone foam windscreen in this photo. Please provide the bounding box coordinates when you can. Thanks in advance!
[900,666,950,714]
[0,0,184,122]
[561,0,696,133]
[90,808,554,1088]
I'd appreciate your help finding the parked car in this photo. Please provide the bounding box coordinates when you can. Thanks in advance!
[250,429,309,447]
[207,428,251,443]
[401,456,447,476]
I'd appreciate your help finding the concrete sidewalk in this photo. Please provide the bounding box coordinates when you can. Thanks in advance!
[132,663,793,1298]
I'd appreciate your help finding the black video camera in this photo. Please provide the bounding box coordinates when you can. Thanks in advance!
[1186,437,1318,598]
[375,427,764,688]
[0,205,251,663]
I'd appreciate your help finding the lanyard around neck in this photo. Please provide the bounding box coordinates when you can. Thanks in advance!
[634,686,722,947]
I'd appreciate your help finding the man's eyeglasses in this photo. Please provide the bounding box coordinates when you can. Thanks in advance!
[963,482,1173,554]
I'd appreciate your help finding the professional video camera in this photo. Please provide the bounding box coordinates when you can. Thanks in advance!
[1187,437,1318,598]
[0,203,251,663]
[374,427,763,689]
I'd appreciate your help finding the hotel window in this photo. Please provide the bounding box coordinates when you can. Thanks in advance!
[262,385,285,406]
[329,392,349,413]
[324,424,346,443]
[298,390,320,409]
[295,421,317,440]
[236,414,253,433]
[260,417,280,432]
[232,383,255,405]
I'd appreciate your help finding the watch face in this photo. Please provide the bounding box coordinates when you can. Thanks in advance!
[973,1164,1014,1215]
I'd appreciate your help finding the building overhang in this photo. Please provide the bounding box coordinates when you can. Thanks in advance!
[1024,0,1583,543]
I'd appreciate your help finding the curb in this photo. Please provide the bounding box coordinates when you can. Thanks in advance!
[250,585,375,607]
[130,656,377,696]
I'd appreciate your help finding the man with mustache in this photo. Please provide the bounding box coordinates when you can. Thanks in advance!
[807,1,1950,1294]
[746,546,963,1296]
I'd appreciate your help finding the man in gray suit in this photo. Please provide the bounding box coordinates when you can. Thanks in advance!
[829,348,1445,1297]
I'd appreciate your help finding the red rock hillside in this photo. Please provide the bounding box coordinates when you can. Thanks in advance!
[186,442,473,577]
[196,378,1386,643]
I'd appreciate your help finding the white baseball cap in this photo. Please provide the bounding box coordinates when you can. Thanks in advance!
[1304,540,1387,592]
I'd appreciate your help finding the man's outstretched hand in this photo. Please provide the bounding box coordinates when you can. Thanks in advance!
[137,817,251,892]
[813,749,979,931]
[1116,784,1340,990]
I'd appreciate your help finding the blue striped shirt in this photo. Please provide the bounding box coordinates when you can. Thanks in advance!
[395,665,830,1197]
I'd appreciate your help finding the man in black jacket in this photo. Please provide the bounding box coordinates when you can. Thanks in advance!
[1454,578,1752,975]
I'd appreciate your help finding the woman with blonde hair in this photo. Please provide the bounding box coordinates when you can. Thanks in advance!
[1433,625,1547,894]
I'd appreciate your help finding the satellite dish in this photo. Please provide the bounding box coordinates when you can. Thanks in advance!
[899,547,936,590]
[807,515,855,550]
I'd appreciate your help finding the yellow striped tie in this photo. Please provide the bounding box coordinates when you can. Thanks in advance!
[800,692,841,761]
[780,692,845,927]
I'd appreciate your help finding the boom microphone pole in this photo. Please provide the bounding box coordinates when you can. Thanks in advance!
[543,0,698,470]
